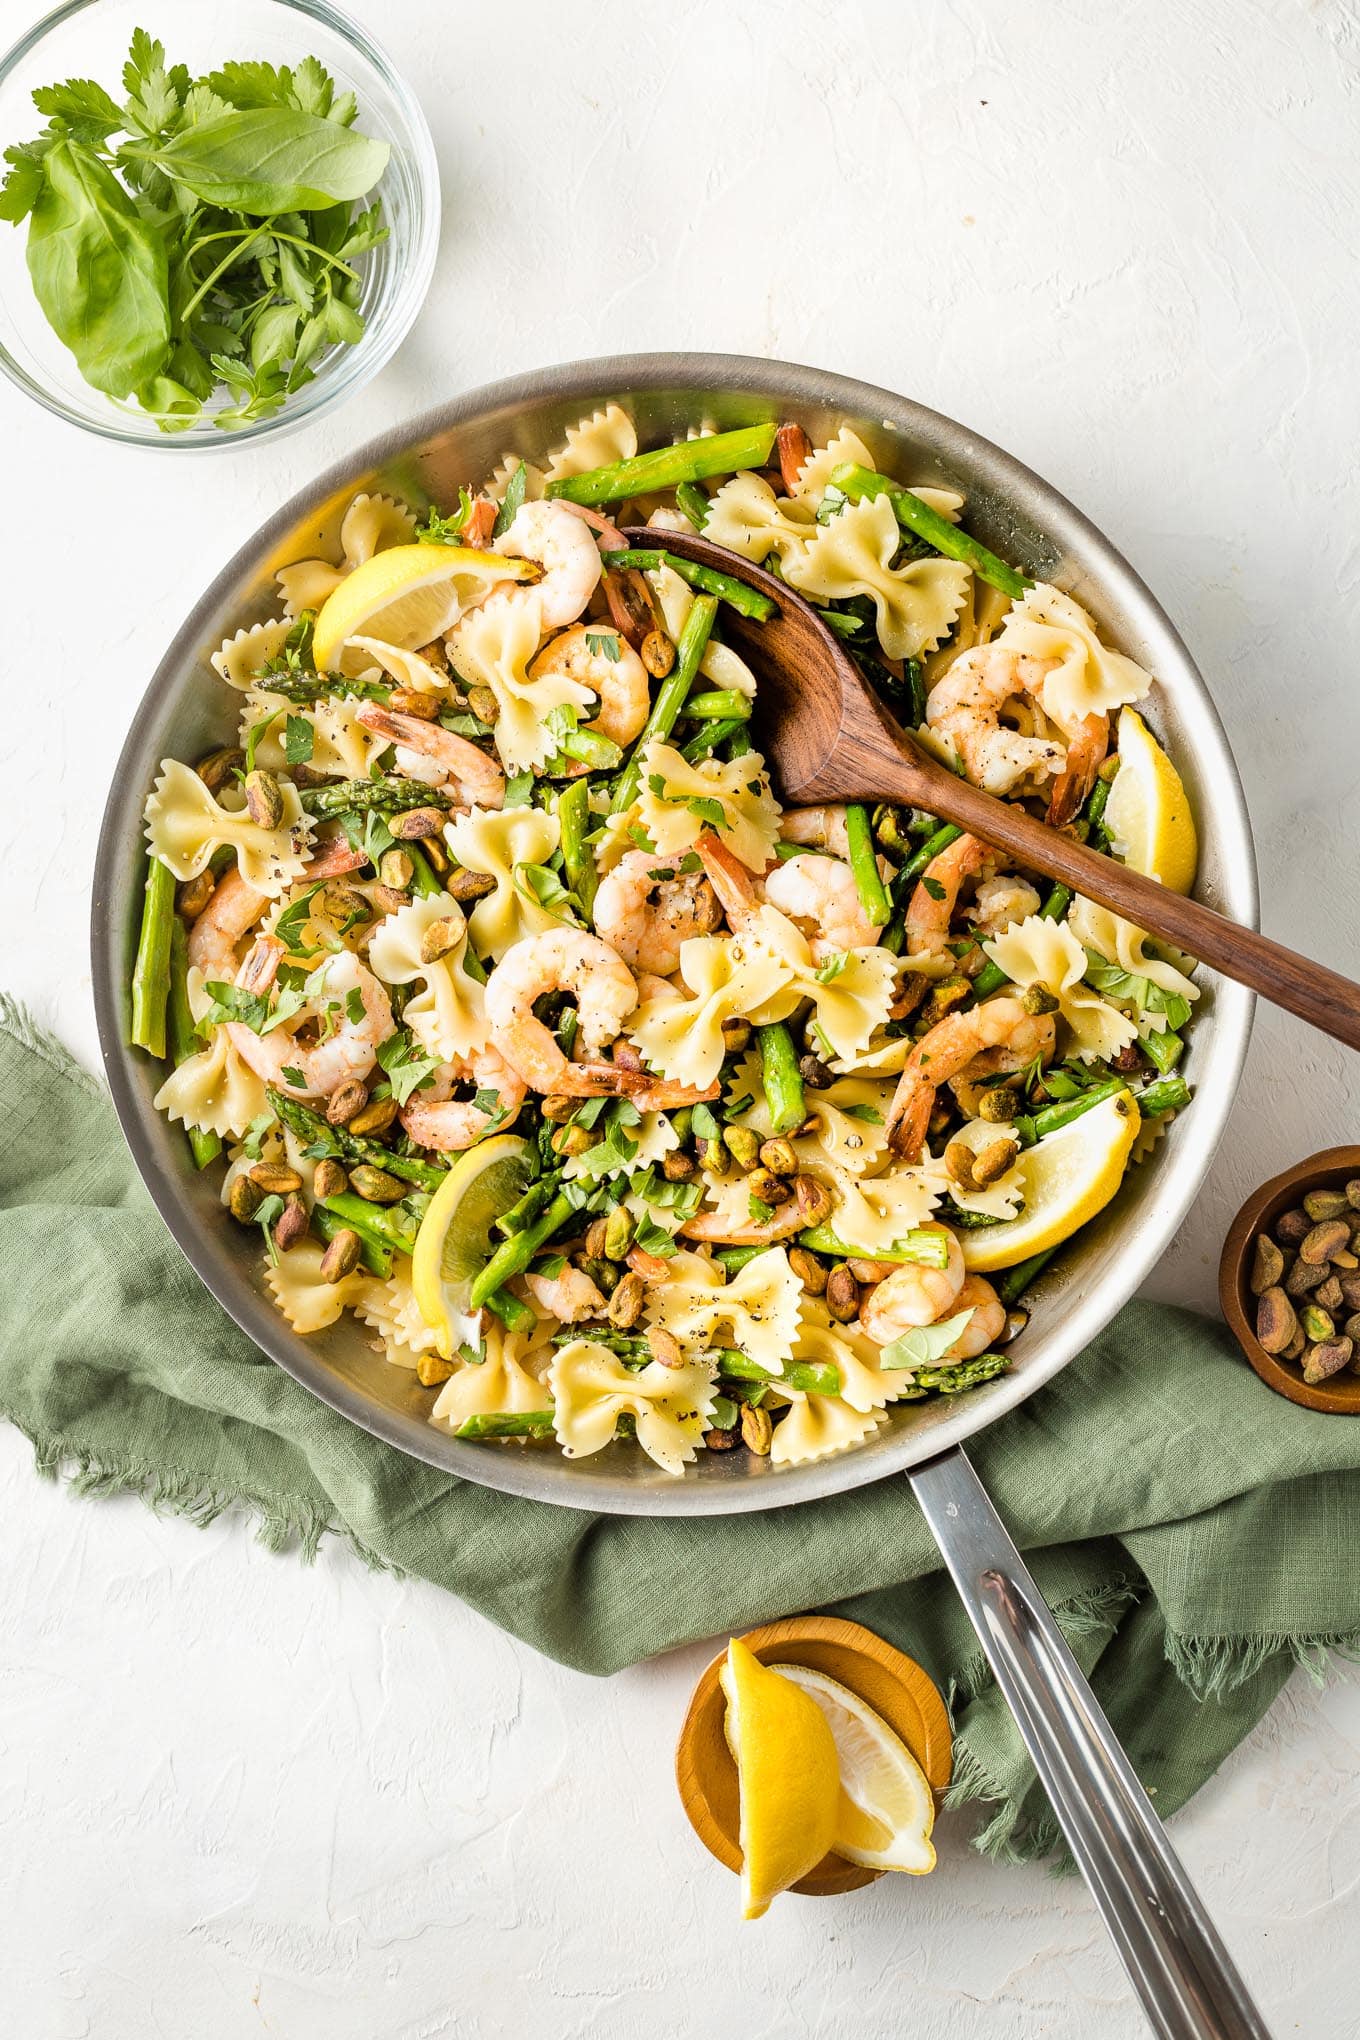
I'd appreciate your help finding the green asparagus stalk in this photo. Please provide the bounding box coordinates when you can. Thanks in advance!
[1142,1026,1184,1075]
[456,1409,555,1439]
[299,777,454,819]
[469,1191,576,1308]
[269,1090,448,1191]
[682,717,745,763]
[1137,1074,1191,1117]
[897,822,961,888]
[844,803,892,928]
[404,844,444,899]
[312,1202,392,1277]
[1014,1077,1131,1147]
[831,464,1030,601]
[914,1351,1010,1393]
[165,917,222,1169]
[319,1190,420,1258]
[611,593,718,812]
[495,1170,565,1239]
[715,1350,842,1396]
[560,727,623,771]
[682,689,753,720]
[756,1022,805,1135]
[996,1248,1059,1305]
[714,1244,763,1275]
[675,482,711,531]
[130,853,176,1059]
[797,1224,951,1268]
[556,780,598,921]
[598,548,775,622]
[260,672,392,705]
[547,423,778,507]
[483,1288,538,1333]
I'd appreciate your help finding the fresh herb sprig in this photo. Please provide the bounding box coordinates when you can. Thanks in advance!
[0,31,390,431]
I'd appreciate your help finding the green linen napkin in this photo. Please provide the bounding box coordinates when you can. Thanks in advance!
[4,993,1359,1864]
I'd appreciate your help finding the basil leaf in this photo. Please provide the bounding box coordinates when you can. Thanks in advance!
[26,140,171,397]
[146,109,389,214]
[879,1307,976,1372]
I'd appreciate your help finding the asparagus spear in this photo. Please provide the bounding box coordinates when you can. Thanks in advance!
[270,1090,447,1191]
[1014,1077,1130,1146]
[682,717,745,763]
[611,593,718,812]
[682,689,753,721]
[675,482,711,531]
[556,779,598,920]
[915,1351,1010,1393]
[1137,1074,1190,1117]
[469,1191,576,1308]
[165,917,222,1169]
[997,1248,1059,1305]
[798,1224,951,1268]
[483,1288,538,1333]
[299,777,454,819]
[456,1409,555,1438]
[831,464,1030,601]
[558,727,622,772]
[319,1190,420,1257]
[716,1350,841,1397]
[897,822,961,889]
[403,844,444,899]
[130,853,176,1059]
[260,672,392,706]
[1142,1026,1184,1074]
[756,1022,805,1135]
[312,1202,392,1277]
[844,803,892,928]
[546,424,778,507]
[598,548,775,621]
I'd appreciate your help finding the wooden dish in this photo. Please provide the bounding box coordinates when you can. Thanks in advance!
[675,1615,952,1897]
[1219,1145,1360,1415]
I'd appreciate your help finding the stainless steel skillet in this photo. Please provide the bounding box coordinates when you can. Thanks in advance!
[91,356,1265,2036]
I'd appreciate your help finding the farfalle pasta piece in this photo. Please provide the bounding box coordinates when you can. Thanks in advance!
[368,892,489,1061]
[340,491,416,565]
[703,471,818,567]
[356,1259,442,1367]
[784,494,970,661]
[442,804,565,960]
[739,1070,893,1178]
[154,1024,267,1139]
[1067,897,1199,1031]
[792,1301,920,1411]
[239,689,379,783]
[430,1320,556,1429]
[565,1109,678,1184]
[995,584,1154,729]
[636,739,780,871]
[818,1159,941,1257]
[646,563,757,697]
[266,1241,369,1335]
[744,906,896,1065]
[276,556,344,616]
[544,403,637,482]
[448,591,591,772]
[211,618,293,689]
[487,454,546,503]
[769,1393,887,1467]
[145,758,311,896]
[981,915,1138,1063]
[644,1247,802,1374]
[548,1339,717,1477]
[630,928,794,1089]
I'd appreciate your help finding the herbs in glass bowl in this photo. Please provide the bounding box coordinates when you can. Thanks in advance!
[0,28,389,430]
[0,2,437,445]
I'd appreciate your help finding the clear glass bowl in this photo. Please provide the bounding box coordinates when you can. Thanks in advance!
[0,0,438,448]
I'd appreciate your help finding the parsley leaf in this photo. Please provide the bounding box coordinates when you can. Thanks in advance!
[492,460,528,537]
[584,630,621,662]
[375,1027,441,1105]
[202,980,307,1035]
[416,489,474,545]
[921,875,947,902]
[283,713,314,764]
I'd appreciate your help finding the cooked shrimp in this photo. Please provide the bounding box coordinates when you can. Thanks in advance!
[226,947,394,1101]
[486,928,639,1094]
[940,1275,1006,1357]
[592,849,722,975]
[529,623,650,753]
[398,1047,528,1153]
[303,835,369,881]
[463,496,497,548]
[925,644,1108,823]
[694,830,763,928]
[857,1228,966,1340]
[187,866,268,978]
[525,1264,608,1322]
[764,853,881,960]
[779,805,852,859]
[680,1201,806,1247]
[553,500,629,551]
[905,833,989,958]
[970,873,1042,938]
[495,500,602,628]
[355,704,506,808]
[886,996,1056,1159]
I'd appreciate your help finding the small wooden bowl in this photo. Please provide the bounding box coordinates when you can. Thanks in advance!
[675,1615,952,1897]
[1220,1145,1360,1415]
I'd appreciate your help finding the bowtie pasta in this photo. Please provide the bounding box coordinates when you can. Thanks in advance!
[131,404,1197,1477]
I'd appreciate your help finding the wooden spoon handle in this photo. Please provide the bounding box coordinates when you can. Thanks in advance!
[877,749,1360,1052]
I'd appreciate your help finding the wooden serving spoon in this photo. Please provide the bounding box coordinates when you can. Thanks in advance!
[626,526,1360,1052]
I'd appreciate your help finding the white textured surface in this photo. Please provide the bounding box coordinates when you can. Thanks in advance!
[2,0,1359,2030]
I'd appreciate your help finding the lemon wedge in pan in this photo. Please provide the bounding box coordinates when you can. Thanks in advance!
[961,1090,1142,1273]
[311,544,534,670]
[411,1133,534,1358]
[1104,706,1199,896]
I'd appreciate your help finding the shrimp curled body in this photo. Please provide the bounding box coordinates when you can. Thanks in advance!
[592,850,722,976]
[764,852,882,960]
[356,704,506,808]
[485,927,639,1095]
[529,623,650,756]
[398,1047,528,1153]
[857,1229,966,1340]
[495,500,603,628]
[227,947,395,1102]
[887,996,1056,1159]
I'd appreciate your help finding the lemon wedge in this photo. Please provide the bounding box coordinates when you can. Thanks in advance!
[960,1089,1141,1273]
[771,1664,936,1874]
[1104,706,1198,896]
[411,1133,534,1357]
[720,1639,840,1919]
[311,545,534,671]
